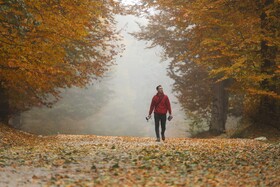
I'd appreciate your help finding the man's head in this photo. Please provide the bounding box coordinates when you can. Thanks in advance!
[156,85,163,94]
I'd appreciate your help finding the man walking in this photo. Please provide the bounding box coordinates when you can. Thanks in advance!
[148,85,172,142]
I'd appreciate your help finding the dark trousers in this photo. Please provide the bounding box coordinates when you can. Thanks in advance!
[154,113,166,139]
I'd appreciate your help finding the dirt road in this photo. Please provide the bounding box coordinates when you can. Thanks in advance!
[1,133,279,186]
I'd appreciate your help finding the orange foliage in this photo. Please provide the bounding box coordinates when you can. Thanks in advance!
[0,0,121,111]
[133,0,280,99]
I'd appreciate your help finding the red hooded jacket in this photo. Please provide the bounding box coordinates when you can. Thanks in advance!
[149,93,172,115]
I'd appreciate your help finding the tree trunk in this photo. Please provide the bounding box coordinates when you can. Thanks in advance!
[209,79,230,134]
[0,83,9,124]
[9,113,22,129]
[257,0,280,129]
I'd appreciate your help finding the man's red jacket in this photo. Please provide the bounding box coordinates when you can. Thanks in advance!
[149,93,172,115]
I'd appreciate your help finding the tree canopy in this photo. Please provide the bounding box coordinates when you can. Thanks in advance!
[0,0,122,114]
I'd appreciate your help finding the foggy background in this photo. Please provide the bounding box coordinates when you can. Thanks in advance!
[19,13,190,138]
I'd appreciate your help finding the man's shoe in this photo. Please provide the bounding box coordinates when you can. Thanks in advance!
[161,134,165,141]
[156,138,160,142]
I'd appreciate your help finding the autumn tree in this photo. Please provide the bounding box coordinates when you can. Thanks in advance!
[132,0,280,132]
[0,0,122,123]
[257,0,280,128]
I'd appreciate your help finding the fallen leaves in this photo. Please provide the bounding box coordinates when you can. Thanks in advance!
[0,125,280,186]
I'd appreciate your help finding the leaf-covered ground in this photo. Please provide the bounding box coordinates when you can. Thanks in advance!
[0,124,280,186]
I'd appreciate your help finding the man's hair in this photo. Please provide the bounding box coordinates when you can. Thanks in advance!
[156,85,162,90]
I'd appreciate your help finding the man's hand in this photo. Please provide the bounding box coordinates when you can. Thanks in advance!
[168,115,173,121]
[146,115,151,121]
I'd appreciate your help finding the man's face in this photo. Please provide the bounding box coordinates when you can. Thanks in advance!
[157,87,163,93]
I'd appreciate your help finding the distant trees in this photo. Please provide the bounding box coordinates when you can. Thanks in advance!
[0,0,122,123]
[132,0,280,132]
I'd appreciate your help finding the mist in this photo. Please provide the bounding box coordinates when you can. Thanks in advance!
[19,14,189,138]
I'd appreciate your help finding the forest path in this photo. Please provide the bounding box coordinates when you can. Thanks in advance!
[0,127,280,186]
